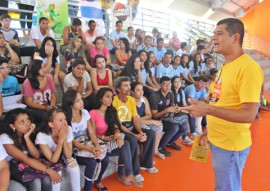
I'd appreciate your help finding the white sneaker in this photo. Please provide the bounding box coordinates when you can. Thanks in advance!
[140,166,159,174]
[190,132,199,138]
[135,174,144,182]
[196,131,203,136]
[183,137,194,145]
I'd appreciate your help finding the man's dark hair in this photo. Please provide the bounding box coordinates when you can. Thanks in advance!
[217,18,244,46]
[196,39,205,45]
[144,35,152,40]
[88,20,95,26]
[72,18,82,26]
[210,68,218,75]
[73,57,86,68]
[114,76,130,90]
[164,51,172,57]
[196,75,209,82]
[0,58,8,66]
[180,42,187,49]
[152,28,158,34]
[116,20,123,26]
[0,14,11,20]
[39,17,48,24]
[127,26,133,31]
[157,38,164,44]
[197,45,205,51]
[160,76,171,84]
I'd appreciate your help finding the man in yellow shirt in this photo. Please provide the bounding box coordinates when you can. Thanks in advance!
[112,76,157,184]
[183,18,264,191]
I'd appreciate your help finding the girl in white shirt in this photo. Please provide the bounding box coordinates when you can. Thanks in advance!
[35,108,81,191]
[0,108,61,191]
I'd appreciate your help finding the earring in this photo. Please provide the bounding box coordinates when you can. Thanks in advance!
[13,128,16,132]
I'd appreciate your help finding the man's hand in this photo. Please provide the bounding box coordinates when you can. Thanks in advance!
[181,98,209,117]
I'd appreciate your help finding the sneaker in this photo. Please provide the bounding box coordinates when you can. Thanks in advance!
[190,132,199,138]
[154,151,165,159]
[158,148,172,157]
[140,166,158,174]
[135,174,144,182]
[183,137,194,145]
[166,142,182,150]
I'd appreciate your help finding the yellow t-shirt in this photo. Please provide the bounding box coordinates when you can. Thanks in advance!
[208,53,264,151]
[112,95,138,122]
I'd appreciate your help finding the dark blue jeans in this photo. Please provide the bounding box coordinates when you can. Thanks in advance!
[122,133,140,176]
[159,121,187,148]
[188,114,196,134]
[76,155,109,191]
[109,140,133,177]
[139,128,155,168]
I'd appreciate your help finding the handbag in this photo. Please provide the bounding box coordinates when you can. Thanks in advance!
[161,112,188,125]
[9,154,67,183]
[74,134,107,160]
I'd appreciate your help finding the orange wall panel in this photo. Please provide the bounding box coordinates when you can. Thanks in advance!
[242,0,270,43]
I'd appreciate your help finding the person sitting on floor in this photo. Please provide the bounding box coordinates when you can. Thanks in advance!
[83,20,98,51]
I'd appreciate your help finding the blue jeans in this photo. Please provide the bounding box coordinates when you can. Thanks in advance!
[188,114,196,134]
[76,155,109,191]
[210,143,250,191]
[159,121,187,148]
[109,140,133,177]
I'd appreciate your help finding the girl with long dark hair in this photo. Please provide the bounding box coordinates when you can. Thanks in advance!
[62,90,109,191]
[171,76,193,145]
[115,38,132,66]
[36,108,81,191]
[34,37,66,92]
[0,108,61,190]
[180,54,194,85]
[22,59,56,125]
[189,52,202,81]
[90,87,142,187]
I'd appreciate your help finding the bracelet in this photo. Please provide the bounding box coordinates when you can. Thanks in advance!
[44,166,49,174]
[102,135,104,140]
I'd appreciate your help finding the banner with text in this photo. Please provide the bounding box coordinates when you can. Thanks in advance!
[110,2,132,32]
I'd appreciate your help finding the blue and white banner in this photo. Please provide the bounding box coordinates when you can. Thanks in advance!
[80,1,104,36]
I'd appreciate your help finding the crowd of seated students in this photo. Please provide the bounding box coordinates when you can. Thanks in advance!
[3,14,264,191]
